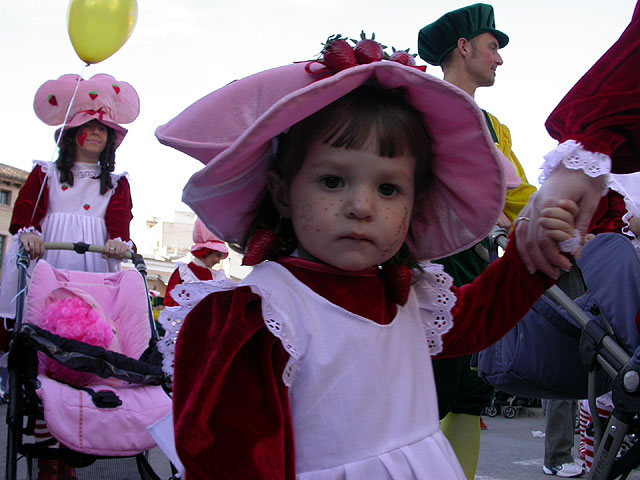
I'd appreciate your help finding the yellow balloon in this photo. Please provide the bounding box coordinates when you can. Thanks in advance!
[67,0,138,64]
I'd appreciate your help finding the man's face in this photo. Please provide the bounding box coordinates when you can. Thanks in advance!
[466,32,503,88]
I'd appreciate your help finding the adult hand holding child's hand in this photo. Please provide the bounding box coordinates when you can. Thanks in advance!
[516,165,603,277]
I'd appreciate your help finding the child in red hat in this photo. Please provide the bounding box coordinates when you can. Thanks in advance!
[164,219,228,307]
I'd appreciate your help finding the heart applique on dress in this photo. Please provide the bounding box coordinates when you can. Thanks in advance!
[83,204,90,211]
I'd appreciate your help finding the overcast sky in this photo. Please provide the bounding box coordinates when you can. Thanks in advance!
[1,0,637,237]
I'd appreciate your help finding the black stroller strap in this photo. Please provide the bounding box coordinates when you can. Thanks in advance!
[17,323,167,386]
[58,380,123,409]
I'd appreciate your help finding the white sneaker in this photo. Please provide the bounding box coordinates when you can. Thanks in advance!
[542,461,585,477]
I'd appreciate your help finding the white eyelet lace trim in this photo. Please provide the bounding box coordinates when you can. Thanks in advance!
[558,230,582,254]
[414,262,456,356]
[110,237,135,252]
[33,160,50,174]
[539,140,611,189]
[16,226,42,239]
[157,279,237,379]
[250,285,300,387]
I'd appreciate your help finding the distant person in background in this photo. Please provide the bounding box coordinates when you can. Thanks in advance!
[164,219,228,307]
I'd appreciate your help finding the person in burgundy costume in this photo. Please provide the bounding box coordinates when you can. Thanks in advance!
[517,1,640,276]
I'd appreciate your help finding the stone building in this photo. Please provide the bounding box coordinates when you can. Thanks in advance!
[0,164,29,278]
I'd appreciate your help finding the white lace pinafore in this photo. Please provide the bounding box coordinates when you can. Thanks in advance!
[163,260,465,479]
[0,161,124,318]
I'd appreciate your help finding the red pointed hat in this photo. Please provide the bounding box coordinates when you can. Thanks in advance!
[157,60,513,261]
[34,73,140,148]
[545,3,640,174]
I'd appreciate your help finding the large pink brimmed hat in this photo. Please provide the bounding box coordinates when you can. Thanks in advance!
[191,218,229,259]
[156,60,513,261]
[34,73,139,148]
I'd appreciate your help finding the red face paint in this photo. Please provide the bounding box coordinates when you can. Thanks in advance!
[77,132,88,146]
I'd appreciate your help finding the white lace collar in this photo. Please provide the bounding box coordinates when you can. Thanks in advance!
[71,162,101,178]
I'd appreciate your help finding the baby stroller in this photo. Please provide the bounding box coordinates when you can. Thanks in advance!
[4,242,173,479]
[477,230,640,480]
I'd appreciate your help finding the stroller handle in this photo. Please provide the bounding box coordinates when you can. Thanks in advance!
[43,242,134,260]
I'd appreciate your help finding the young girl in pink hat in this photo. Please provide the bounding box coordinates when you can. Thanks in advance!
[164,218,229,307]
[156,49,576,479]
[0,73,139,320]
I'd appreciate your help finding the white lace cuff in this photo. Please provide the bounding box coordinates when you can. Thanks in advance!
[16,226,42,239]
[111,237,135,252]
[558,230,582,254]
[414,262,456,356]
[540,140,611,190]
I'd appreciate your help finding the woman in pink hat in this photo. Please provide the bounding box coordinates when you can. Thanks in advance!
[0,73,139,319]
[0,73,139,478]
[156,42,577,479]
[163,219,228,307]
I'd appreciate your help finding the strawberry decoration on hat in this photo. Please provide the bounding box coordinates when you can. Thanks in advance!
[320,34,359,72]
[351,31,386,64]
[386,47,418,66]
[318,31,425,73]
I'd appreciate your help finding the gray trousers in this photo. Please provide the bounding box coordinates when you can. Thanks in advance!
[543,399,578,467]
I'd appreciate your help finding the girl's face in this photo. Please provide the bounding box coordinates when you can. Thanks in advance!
[75,120,108,161]
[270,137,416,271]
[202,251,224,268]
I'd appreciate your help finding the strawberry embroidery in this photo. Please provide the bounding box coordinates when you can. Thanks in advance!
[112,83,120,94]
[89,91,98,100]
[61,185,69,191]
[48,94,58,106]
[83,204,90,211]
[243,229,280,266]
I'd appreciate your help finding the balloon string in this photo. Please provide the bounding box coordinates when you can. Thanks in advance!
[49,63,89,161]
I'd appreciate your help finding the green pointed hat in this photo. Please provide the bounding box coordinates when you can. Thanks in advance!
[418,3,509,66]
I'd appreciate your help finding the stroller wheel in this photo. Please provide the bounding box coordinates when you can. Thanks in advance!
[503,406,517,418]
[485,406,499,417]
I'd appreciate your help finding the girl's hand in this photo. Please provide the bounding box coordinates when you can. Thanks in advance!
[538,199,579,245]
[20,232,45,259]
[103,239,129,261]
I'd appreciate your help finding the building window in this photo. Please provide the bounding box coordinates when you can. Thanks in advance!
[0,190,10,205]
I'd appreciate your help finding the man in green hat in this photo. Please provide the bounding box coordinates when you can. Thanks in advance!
[418,3,534,223]
[418,4,540,480]
[419,4,586,480]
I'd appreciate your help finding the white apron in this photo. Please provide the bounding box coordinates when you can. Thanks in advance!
[243,261,464,479]
[0,161,123,318]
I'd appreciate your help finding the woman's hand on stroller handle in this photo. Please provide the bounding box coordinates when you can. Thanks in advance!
[19,231,45,259]
[103,239,130,261]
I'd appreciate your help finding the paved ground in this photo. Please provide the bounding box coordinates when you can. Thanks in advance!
[0,404,638,479]
[0,403,173,479]
[476,408,640,479]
